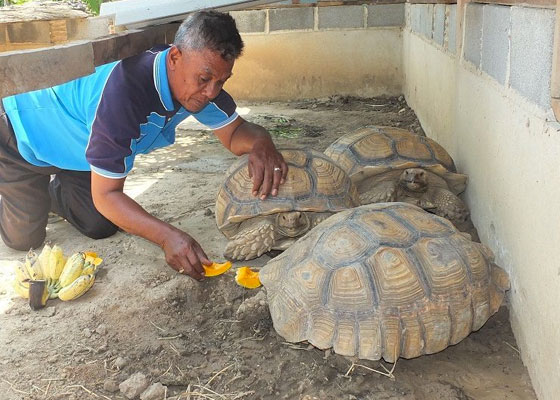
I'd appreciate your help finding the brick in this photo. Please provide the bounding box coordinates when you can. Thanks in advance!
[446,5,457,54]
[433,4,445,46]
[367,4,405,27]
[318,5,363,29]
[481,5,510,85]
[410,4,433,40]
[510,7,555,108]
[463,3,483,68]
[230,10,266,33]
[7,20,51,44]
[269,7,314,31]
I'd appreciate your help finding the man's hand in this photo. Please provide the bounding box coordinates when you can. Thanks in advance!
[248,138,288,200]
[91,172,212,279]
[161,228,211,280]
[214,117,288,200]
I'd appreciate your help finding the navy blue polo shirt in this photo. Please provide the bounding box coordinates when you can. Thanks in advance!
[2,46,238,178]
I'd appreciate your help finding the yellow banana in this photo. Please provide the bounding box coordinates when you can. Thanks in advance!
[13,279,30,299]
[24,249,39,279]
[47,245,65,280]
[59,252,85,287]
[35,243,52,279]
[58,274,95,301]
[13,261,31,283]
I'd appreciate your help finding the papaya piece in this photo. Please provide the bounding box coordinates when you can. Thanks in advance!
[235,266,262,289]
[203,261,232,277]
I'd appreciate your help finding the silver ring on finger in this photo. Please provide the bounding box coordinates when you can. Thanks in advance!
[273,167,282,172]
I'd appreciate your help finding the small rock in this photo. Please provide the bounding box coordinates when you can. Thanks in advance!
[119,372,150,399]
[204,208,213,216]
[96,323,107,335]
[47,354,59,363]
[43,306,56,317]
[103,379,120,393]
[114,356,128,370]
[82,328,92,338]
[398,108,406,113]
[140,382,167,400]
[398,95,404,101]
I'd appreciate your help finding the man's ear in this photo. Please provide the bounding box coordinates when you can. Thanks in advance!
[168,45,182,70]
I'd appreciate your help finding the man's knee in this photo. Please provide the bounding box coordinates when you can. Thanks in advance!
[79,216,118,240]
[0,227,45,251]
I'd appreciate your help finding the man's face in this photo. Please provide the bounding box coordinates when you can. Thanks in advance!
[167,45,234,112]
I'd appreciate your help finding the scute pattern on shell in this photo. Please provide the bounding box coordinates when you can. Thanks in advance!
[260,202,509,362]
[215,148,360,231]
[324,126,457,176]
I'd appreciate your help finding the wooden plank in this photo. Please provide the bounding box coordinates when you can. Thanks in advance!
[408,0,456,4]
[552,0,560,120]
[1,22,179,98]
[470,0,554,6]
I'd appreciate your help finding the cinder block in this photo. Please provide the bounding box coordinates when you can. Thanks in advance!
[510,7,555,108]
[410,4,433,40]
[230,10,266,33]
[446,5,457,54]
[67,16,112,40]
[7,21,51,44]
[318,5,363,29]
[367,4,405,27]
[269,7,314,31]
[481,5,510,85]
[433,4,445,46]
[464,3,483,68]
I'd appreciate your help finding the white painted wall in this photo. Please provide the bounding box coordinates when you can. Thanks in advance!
[404,25,560,400]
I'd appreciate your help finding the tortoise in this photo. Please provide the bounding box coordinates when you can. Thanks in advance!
[215,148,360,261]
[258,202,509,362]
[324,126,470,228]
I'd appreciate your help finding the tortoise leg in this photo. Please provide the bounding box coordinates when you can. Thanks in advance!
[359,181,397,205]
[425,188,470,225]
[224,219,278,261]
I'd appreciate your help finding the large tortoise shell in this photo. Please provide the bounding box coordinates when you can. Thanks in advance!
[324,126,466,194]
[260,202,509,362]
[215,148,360,233]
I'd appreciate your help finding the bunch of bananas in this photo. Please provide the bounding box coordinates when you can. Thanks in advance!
[12,244,103,310]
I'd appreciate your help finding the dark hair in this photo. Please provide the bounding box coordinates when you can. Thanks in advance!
[174,11,244,61]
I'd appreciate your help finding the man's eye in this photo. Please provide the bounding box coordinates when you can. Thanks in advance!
[200,77,210,83]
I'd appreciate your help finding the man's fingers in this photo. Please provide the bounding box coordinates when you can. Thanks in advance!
[271,165,282,196]
[259,167,273,200]
[251,165,264,197]
[280,161,288,184]
[187,251,205,277]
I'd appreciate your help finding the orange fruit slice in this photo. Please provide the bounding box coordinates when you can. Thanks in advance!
[203,261,232,277]
[235,266,262,289]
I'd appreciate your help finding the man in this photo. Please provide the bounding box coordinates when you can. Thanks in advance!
[0,11,288,280]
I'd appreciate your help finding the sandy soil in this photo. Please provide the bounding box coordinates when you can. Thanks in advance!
[0,97,536,400]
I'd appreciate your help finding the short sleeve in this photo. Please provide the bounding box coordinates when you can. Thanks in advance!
[192,90,238,130]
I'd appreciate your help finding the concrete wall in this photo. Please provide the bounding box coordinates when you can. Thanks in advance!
[225,4,405,100]
[403,4,560,399]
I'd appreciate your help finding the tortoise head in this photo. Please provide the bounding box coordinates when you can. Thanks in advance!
[275,211,311,238]
[399,168,429,192]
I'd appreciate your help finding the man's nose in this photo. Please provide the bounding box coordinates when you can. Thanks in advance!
[202,82,221,99]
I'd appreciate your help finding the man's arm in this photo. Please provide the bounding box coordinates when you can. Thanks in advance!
[214,116,288,199]
[90,172,210,280]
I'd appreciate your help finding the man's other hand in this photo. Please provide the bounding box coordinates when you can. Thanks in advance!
[248,138,288,200]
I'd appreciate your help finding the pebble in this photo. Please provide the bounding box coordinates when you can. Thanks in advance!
[140,382,167,400]
[96,323,107,335]
[119,372,150,399]
[82,328,92,338]
[103,379,120,393]
[114,356,128,370]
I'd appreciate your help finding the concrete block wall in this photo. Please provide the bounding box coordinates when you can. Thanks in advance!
[404,4,560,399]
[463,4,555,109]
[227,4,405,100]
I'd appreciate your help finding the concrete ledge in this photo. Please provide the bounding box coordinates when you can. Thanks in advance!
[318,5,363,29]
[269,7,314,31]
[367,4,405,27]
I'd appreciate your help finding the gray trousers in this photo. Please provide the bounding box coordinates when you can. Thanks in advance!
[0,105,117,251]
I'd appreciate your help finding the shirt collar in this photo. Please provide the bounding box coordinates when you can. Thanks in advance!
[153,48,175,112]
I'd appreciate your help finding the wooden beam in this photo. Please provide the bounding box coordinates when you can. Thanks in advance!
[470,0,555,7]
[0,22,179,98]
[408,0,456,4]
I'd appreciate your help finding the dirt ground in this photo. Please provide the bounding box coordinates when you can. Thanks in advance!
[0,97,536,400]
